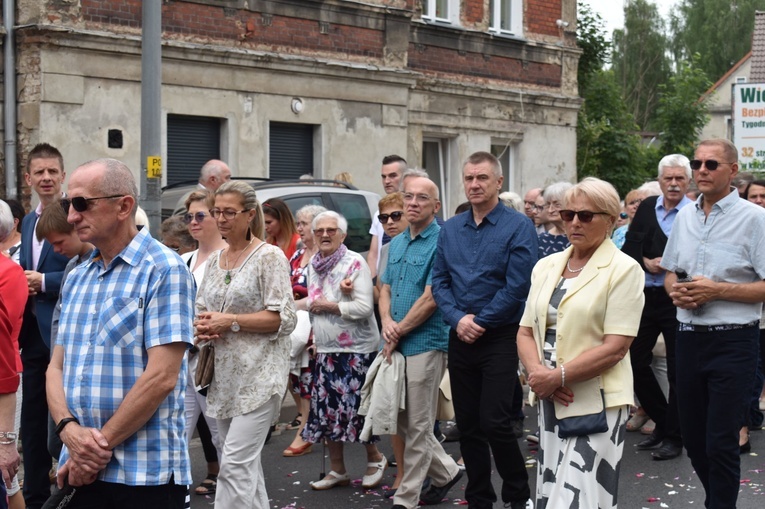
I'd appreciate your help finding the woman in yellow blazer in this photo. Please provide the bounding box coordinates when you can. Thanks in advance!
[517,177,645,509]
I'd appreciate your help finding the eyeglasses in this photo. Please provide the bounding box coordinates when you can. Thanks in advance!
[209,208,250,220]
[559,210,609,223]
[378,211,404,223]
[403,193,432,203]
[183,212,209,224]
[690,159,735,171]
[61,195,124,213]
[314,228,339,236]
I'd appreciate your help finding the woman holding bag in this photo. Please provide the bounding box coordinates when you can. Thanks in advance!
[516,177,645,509]
[194,181,296,509]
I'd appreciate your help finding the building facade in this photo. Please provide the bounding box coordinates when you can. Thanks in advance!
[1,0,581,214]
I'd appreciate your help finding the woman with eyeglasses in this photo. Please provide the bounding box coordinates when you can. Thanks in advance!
[611,188,645,249]
[517,177,645,509]
[194,181,296,509]
[300,211,387,491]
[263,198,301,259]
[538,182,573,259]
[282,204,327,458]
[179,190,228,497]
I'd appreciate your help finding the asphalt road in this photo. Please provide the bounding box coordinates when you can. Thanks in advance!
[189,400,765,509]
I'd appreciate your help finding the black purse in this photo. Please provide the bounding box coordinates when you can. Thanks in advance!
[554,377,608,439]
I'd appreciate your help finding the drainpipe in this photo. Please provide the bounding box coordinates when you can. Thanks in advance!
[3,1,17,199]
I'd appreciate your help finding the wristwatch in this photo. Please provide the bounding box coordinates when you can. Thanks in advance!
[231,315,240,332]
[0,431,17,445]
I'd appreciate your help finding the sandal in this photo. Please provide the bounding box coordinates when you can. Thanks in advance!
[287,413,303,430]
[626,411,650,432]
[194,473,217,495]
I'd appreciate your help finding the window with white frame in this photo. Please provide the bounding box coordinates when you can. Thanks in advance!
[421,0,459,25]
[489,0,523,36]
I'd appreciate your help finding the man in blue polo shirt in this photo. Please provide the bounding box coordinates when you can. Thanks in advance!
[379,176,462,509]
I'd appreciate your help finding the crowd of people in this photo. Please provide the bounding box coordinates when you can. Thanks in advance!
[0,137,764,509]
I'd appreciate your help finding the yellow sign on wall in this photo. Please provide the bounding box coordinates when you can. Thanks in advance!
[147,156,162,178]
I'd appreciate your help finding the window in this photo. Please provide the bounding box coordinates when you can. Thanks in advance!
[422,0,458,25]
[489,0,523,36]
[269,122,315,179]
[166,115,222,186]
[422,138,451,217]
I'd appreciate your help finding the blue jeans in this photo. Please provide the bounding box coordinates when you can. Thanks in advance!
[675,325,758,509]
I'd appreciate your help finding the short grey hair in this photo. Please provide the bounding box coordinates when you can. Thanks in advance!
[312,210,348,234]
[499,191,523,212]
[463,151,502,179]
[296,204,327,223]
[638,181,662,196]
[399,168,429,191]
[81,158,138,198]
[658,154,691,180]
[200,160,229,181]
[544,182,573,205]
[0,200,13,243]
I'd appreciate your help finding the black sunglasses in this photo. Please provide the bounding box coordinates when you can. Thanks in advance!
[378,211,404,223]
[689,159,734,171]
[61,195,124,213]
[559,209,609,223]
[183,212,208,224]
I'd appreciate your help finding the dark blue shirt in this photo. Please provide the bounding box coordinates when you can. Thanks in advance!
[432,201,538,330]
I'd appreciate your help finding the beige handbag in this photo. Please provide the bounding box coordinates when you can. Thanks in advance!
[437,370,455,421]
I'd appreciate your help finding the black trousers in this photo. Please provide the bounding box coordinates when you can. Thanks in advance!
[63,478,186,509]
[20,314,53,509]
[449,326,530,509]
[676,325,758,509]
[629,287,682,445]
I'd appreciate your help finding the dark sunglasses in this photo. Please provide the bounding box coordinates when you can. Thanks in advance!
[61,195,124,213]
[378,211,404,223]
[689,159,734,171]
[183,212,208,224]
[559,209,609,223]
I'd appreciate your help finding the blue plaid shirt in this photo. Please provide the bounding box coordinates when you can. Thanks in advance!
[56,227,194,486]
[381,219,449,356]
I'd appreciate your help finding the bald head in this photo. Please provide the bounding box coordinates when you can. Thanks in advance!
[200,160,232,191]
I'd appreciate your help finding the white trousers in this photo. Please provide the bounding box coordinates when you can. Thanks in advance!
[214,394,280,509]
[184,378,222,459]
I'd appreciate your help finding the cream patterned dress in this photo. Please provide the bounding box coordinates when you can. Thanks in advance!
[196,243,297,420]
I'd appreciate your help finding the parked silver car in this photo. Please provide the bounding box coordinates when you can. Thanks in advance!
[162,179,380,254]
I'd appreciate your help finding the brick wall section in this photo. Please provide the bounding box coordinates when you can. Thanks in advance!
[526,0,562,37]
[464,0,484,24]
[408,43,561,87]
[80,0,384,59]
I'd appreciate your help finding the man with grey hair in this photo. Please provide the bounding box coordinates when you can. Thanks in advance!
[379,176,462,508]
[623,154,692,461]
[523,188,543,233]
[47,159,194,507]
[433,151,536,509]
[173,159,232,215]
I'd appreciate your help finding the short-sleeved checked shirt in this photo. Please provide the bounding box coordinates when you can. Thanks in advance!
[381,219,449,356]
[56,227,194,486]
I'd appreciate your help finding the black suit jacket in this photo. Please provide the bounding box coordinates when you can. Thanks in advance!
[621,195,667,273]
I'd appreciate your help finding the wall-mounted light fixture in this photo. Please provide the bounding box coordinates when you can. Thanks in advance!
[291,97,304,114]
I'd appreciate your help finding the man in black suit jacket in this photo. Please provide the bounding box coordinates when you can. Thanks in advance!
[19,143,70,509]
[622,154,693,461]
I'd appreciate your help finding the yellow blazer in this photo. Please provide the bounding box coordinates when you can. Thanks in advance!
[520,239,645,411]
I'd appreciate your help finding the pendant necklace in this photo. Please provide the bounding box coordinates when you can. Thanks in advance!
[566,258,585,273]
[224,240,253,284]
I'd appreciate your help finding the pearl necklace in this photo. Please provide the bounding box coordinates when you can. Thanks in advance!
[224,240,253,284]
[566,258,585,273]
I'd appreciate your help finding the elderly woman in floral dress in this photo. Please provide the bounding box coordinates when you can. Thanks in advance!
[300,211,387,491]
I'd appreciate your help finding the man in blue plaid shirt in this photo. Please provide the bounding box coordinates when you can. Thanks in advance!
[46,159,194,508]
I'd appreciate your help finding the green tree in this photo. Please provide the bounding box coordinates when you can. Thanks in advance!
[576,2,654,195]
[612,0,671,130]
[671,0,761,83]
[655,54,712,156]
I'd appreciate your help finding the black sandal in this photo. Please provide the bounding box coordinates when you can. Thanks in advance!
[194,473,217,495]
[287,413,303,429]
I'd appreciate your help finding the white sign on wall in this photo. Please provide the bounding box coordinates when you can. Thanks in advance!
[732,83,765,171]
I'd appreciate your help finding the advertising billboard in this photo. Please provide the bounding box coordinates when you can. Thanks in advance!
[732,83,765,171]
